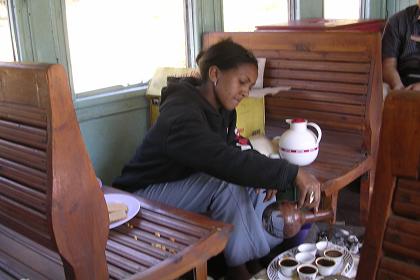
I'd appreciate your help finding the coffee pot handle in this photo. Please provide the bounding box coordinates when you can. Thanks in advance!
[307,122,322,146]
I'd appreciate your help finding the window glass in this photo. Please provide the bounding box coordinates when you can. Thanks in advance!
[65,0,187,94]
[324,0,361,20]
[223,0,289,31]
[0,0,14,61]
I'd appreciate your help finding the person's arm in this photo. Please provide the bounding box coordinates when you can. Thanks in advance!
[405,82,420,91]
[411,35,420,42]
[382,57,405,90]
[404,35,420,91]
[165,111,298,191]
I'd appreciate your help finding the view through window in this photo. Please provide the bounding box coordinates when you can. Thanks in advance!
[324,0,361,19]
[65,0,187,94]
[0,0,14,62]
[223,0,289,31]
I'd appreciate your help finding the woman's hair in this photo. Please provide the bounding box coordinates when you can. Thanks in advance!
[196,38,257,82]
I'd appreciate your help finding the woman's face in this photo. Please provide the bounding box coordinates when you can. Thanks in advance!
[215,63,258,111]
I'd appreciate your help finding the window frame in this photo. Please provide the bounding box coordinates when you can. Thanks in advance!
[63,0,195,100]
[6,0,377,103]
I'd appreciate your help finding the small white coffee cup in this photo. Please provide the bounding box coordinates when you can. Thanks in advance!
[316,240,330,256]
[278,257,299,277]
[297,243,317,255]
[297,264,318,280]
[315,256,336,276]
[295,252,315,264]
[324,248,344,266]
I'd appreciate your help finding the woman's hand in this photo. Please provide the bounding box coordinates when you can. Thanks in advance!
[255,188,278,202]
[294,168,321,212]
[405,82,420,91]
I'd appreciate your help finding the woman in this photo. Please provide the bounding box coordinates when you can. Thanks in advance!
[113,38,321,279]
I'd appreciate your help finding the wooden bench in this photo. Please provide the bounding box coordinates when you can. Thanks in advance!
[356,90,420,279]
[0,62,232,279]
[203,31,383,224]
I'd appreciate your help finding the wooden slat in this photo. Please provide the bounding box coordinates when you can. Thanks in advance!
[0,249,48,280]
[383,233,420,263]
[0,159,47,192]
[320,142,364,158]
[315,153,364,168]
[0,176,47,212]
[0,196,50,243]
[107,263,132,280]
[114,226,186,253]
[107,239,161,268]
[133,217,200,245]
[393,179,420,219]
[0,120,47,150]
[266,127,364,150]
[253,49,371,63]
[383,217,420,262]
[265,78,368,95]
[397,178,420,192]
[387,215,420,236]
[265,107,365,132]
[0,224,64,279]
[269,90,366,105]
[378,256,420,279]
[106,250,147,274]
[266,68,370,84]
[109,231,177,259]
[0,269,15,280]
[0,139,46,171]
[267,59,371,73]
[0,103,47,128]
[376,269,413,280]
[266,97,365,115]
[0,216,50,248]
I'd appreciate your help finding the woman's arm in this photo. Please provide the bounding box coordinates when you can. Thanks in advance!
[165,113,298,190]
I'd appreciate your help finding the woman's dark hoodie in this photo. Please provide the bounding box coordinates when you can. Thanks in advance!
[113,78,298,192]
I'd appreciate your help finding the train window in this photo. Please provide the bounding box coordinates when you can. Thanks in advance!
[223,0,289,31]
[65,0,187,94]
[324,0,361,19]
[0,0,14,62]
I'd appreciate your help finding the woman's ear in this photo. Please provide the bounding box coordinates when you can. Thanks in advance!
[208,65,219,85]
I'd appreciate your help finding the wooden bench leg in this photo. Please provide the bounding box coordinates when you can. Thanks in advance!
[360,172,374,225]
[193,263,207,280]
[322,193,337,224]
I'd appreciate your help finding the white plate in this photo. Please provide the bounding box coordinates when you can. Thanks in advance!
[104,193,140,229]
[267,244,354,280]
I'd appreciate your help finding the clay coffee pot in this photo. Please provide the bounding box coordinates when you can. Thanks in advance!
[262,200,333,238]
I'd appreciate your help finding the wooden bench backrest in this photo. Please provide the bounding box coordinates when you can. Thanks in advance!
[0,62,109,278]
[356,91,420,280]
[203,32,383,154]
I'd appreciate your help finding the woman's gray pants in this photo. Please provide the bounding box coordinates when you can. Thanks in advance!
[135,172,284,267]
